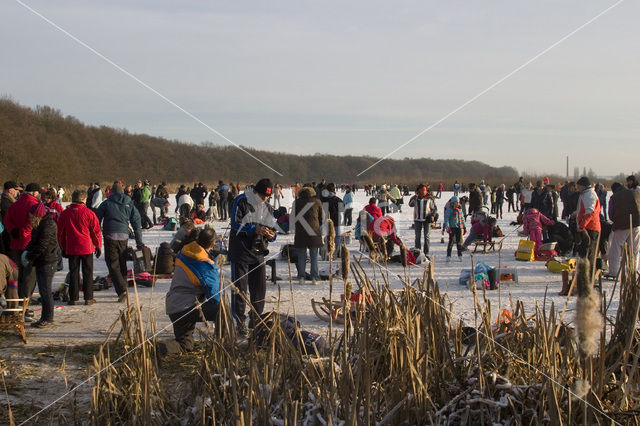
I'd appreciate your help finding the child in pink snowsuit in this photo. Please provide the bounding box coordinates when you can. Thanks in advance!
[523,208,555,252]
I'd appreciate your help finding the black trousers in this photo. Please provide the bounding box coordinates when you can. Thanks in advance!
[343,208,353,226]
[577,229,600,266]
[447,228,463,257]
[104,239,129,296]
[10,249,37,298]
[166,299,220,354]
[35,263,56,322]
[68,254,94,301]
[231,260,266,328]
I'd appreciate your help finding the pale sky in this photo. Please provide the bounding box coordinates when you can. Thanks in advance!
[1,0,638,178]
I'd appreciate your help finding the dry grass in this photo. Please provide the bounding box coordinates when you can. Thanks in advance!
[10,244,640,424]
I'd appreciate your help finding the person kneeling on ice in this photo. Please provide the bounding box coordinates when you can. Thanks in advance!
[444,196,466,262]
[462,216,497,251]
[161,228,220,356]
[367,215,405,258]
[522,208,555,253]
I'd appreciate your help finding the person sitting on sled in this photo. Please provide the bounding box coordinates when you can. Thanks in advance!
[522,208,555,252]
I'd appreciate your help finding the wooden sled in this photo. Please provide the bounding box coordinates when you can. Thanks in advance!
[311,297,348,324]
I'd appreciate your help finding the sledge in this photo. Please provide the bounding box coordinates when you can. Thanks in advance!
[471,238,505,253]
[311,297,349,323]
[0,298,30,343]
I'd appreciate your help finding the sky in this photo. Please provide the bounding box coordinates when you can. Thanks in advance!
[1,0,638,178]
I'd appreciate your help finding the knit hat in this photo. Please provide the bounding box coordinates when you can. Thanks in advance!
[577,176,591,187]
[3,181,22,191]
[111,182,124,193]
[254,178,273,196]
[611,182,623,193]
[29,203,47,218]
[25,183,41,193]
[543,177,550,184]
[451,196,459,202]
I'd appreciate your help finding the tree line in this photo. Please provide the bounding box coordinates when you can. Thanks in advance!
[0,98,519,187]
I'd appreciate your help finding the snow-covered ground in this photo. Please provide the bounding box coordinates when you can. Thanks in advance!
[13,189,620,347]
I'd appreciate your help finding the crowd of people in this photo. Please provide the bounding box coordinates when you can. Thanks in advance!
[2,173,639,357]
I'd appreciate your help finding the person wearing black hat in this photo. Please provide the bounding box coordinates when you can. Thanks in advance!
[228,178,276,336]
[570,176,601,263]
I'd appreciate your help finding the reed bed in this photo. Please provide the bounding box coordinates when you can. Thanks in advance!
[80,246,640,425]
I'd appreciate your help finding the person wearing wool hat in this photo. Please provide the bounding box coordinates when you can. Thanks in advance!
[228,177,276,337]
[571,176,601,264]
[23,202,59,328]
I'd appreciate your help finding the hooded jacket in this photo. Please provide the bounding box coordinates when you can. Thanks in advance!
[609,188,640,231]
[575,186,601,232]
[229,191,276,264]
[57,203,102,256]
[95,192,143,245]
[292,187,324,249]
[165,241,220,315]
[3,193,40,250]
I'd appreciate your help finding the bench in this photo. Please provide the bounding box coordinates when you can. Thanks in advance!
[472,238,505,253]
[0,298,30,343]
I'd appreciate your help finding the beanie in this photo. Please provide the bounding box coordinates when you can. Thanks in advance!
[577,176,591,187]
[29,203,47,218]
[254,178,273,196]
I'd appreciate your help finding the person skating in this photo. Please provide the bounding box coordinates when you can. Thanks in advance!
[408,184,437,255]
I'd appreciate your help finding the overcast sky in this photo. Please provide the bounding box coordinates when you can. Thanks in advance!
[1,0,638,178]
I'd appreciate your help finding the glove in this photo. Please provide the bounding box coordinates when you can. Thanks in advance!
[21,251,30,267]
[136,242,145,250]
[61,250,68,259]
[11,228,19,239]
[95,248,101,259]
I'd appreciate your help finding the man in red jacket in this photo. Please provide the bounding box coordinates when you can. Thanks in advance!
[57,189,102,305]
[3,182,41,298]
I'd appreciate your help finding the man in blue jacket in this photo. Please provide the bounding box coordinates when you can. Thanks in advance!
[229,178,276,336]
[161,228,220,355]
[95,183,143,302]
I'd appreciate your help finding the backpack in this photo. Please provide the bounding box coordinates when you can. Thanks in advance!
[153,242,175,275]
[131,246,152,274]
[163,217,178,231]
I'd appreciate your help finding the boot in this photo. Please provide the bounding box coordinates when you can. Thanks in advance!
[558,270,572,296]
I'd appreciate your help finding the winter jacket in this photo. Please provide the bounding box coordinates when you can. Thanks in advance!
[470,221,492,242]
[292,187,324,249]
[140,185,151,204]
[468,189,483,214]
[364,203,382,220]
[523,208,554,234]
[0,192,15,223]
[95,192,143,245]
[521,188,534,205]
[57,203,102,256]
[609,188,640,231]
[575,186,601,232]
[444,207,465,231]
[531,188,553,218]
[342,192,354,210]
[320,192,344,232]
[409,195,436,222]
[91,189,103,209]
[156,185,169,199]
[25,215,58,267]
[165,241,220,315]
[389,186,402,202]
[367,216,402,246]
[3,193,40,250]
[229,191,276,264]
[0,253,18,299]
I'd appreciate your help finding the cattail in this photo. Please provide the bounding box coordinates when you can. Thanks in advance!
[400,244,408,268]
[574,258,602,357]
[327,219,336,258]
[363,233,376,254]
[341,243,350,281]
[572,379,591,400]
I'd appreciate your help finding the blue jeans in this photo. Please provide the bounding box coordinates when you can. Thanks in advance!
[295,247,320,281]
[36,263,56,322]
[462,229,479,248]
[414,221,430,254]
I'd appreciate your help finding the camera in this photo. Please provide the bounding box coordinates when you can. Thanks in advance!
[251,227,275,256]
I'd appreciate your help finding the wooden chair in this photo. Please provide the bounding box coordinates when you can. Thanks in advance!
[0,297,30,343]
